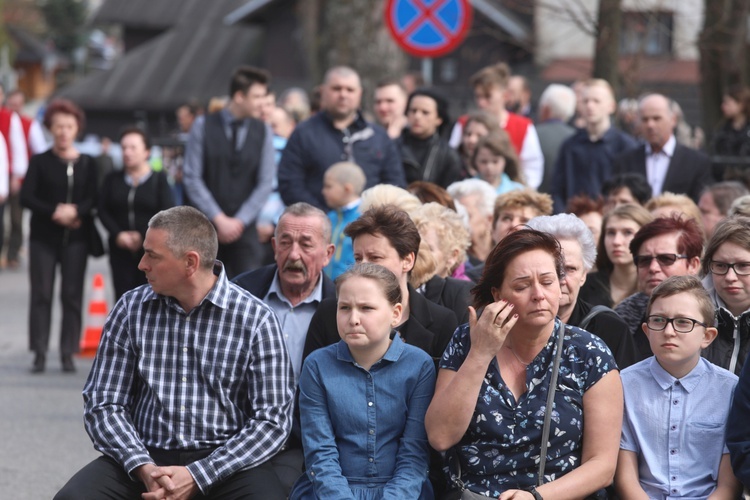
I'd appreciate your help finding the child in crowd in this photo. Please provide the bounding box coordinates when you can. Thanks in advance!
[615,275,741,499]
[473,133,524,195]
[321,161,365,280]
[290,263,435,499]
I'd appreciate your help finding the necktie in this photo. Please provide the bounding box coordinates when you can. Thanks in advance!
[230,120,242,152]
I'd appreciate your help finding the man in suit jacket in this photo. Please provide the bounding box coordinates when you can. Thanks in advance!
[613,93,714,202]
[535,84,577,194]
[233,202,335,380]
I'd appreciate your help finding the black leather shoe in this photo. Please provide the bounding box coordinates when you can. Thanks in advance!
[61,354,75,373]
[31,353,45,373]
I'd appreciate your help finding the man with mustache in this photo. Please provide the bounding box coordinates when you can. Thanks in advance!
[233,202,335,493]
[234,202,335,379]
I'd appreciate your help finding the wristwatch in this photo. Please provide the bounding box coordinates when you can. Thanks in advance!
[527,486,544,500]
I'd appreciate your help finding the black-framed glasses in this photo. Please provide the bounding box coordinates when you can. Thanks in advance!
[633,253,689,269]
[709,261,750,276]
[646,315,707,333]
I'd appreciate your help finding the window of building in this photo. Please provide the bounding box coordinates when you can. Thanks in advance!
[620,11,673,56]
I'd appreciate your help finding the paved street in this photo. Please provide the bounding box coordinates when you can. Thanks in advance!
[0,255,112,499]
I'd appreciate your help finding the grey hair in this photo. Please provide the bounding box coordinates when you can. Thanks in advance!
[148,206,217,270]
[729,195,750,217]
[447,178,497,218]
[526,213,597,270]
[276,202,332,243]
[539,84,576,122]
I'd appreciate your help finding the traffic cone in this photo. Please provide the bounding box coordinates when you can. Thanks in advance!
[79,273,109,357]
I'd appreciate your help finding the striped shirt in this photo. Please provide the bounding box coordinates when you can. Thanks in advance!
[82,265,295,493]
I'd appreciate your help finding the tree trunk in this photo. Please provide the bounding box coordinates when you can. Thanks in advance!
[699,0,750,147]
[299,0,408,108]
[592,0,622,95]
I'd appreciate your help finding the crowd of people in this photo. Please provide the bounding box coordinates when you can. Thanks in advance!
[6,59,750,498]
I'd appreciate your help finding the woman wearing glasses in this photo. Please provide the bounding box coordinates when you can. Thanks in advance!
[701,216,750,375]
[614,215,704,361]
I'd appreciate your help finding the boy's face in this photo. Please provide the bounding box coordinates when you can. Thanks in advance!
[643,292,717,378]
[322,173,350,209]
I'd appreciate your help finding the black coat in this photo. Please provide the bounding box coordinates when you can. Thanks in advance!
[613,142,714,202]
[422,275,474,325]
[303,284,458,362]
[568,298,637,370]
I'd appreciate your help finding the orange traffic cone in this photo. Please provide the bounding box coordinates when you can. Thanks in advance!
[79,273,109,357]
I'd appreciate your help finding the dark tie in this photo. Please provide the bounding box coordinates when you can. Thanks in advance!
[230,120,242,152]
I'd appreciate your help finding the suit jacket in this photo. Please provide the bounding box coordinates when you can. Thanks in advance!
[303,284,458,362]
[613,142,714,202]
[422,275,473,325]
[232,263,336,302]
[536,120,576,194]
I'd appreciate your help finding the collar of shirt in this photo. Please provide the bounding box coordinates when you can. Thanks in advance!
[147,260,230,313]
[335,331,406,366]
[341,198,362,211]
[322,110,368,133]
[648,355,706,392]
[265,268,324,307]
[646,134,676,157]
[124,169,153,187]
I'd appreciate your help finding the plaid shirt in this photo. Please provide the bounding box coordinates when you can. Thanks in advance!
[83,265,294,493]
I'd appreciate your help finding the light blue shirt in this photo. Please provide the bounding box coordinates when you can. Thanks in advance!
[264,271,323,379]
[291,335,435,499]
[621,357,738,499]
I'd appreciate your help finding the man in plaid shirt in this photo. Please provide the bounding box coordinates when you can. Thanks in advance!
[55,206,295,500]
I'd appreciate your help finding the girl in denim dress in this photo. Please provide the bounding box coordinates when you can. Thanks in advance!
[290,263,436,499]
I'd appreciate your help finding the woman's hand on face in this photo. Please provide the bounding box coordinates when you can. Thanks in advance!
[499,489,535,500]
[468,301,517,362]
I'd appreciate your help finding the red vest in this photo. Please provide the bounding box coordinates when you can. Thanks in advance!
[456,111,531,155]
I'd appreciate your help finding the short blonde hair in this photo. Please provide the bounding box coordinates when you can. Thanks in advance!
[325,161,366,195]
[646,192,703,233]
[408,239,438,288]
[492,189,553,227]
[412,202,471,274]
[360,184,422,217]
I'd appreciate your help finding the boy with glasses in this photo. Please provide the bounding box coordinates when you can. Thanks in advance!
[614,275,741,499]
[614,216,703,361]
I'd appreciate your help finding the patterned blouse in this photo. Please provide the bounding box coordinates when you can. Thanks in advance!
[439,319,617,496]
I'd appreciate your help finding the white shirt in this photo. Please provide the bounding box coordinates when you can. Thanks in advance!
[645,135,676,196]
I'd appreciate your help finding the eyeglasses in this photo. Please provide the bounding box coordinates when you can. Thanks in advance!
[633,253,689,268]
[646,315,707,333]
[709,261,750,276]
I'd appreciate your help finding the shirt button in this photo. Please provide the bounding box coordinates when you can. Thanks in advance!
[180,406,185,411]
[368,457,373,462]
[675,380,680,386]
[670,449,676,455]
[179,434,184,439]
[369,429,374,435]
[182,377,187,382]
[673,400,679,405]
[368,401,373,407]
[670,425,676,430]
[672,489,677,493]
[183,347,188,352]
[672,476,676,480]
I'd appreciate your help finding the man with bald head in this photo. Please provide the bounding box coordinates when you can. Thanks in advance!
[278,66,405,210]
[614,93,713,202]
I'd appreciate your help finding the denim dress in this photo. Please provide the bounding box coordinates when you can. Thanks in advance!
[290,334,436,499]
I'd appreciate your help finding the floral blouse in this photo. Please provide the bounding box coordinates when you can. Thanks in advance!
[439,319,617,496]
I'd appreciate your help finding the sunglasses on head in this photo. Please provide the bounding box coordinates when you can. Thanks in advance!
[633,253,688,268]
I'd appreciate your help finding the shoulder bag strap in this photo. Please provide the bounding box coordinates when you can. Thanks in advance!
[578,305,615,331]
[538,320,566,486]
